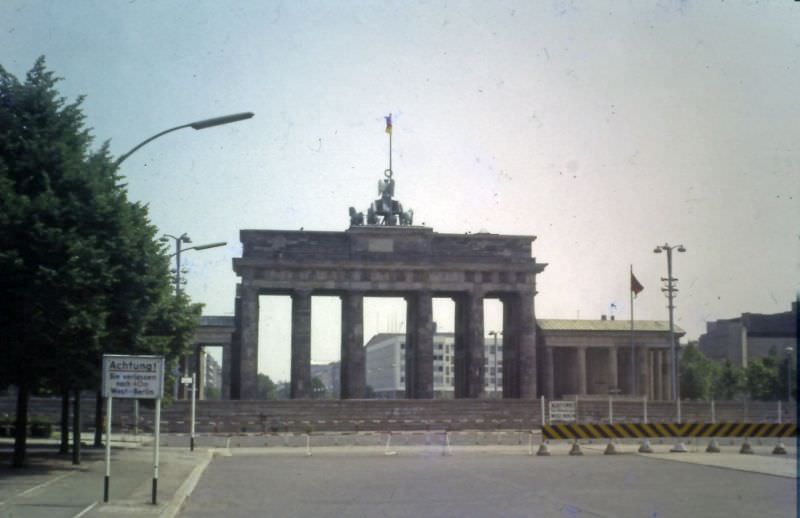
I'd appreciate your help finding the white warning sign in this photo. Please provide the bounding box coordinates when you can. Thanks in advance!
[102,355,165,399]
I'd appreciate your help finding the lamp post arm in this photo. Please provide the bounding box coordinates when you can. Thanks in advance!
[114,112,253,167]
[168,242,226,258]
[114,124,192,168]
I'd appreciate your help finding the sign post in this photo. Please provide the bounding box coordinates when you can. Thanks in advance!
[102,355,164,505]
[182,375,196,451]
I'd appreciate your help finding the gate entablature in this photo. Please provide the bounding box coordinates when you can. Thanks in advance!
[231,226,546,400]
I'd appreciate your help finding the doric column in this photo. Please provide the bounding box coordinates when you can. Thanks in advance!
[453,294,467,398]
[501,294,520,398]
[222,340,232,400]
[637,346,649,397]
[238,284,259,399]
[544,346,555,399]
[518,292,537,399]
[625,348,639,396]
[608,346,619,392]
[466,291,485,398]
[291,289,312,399]
[653,349,663,401]
[404,291,434,399]
[576,346,587,395]
[662,350,672,400]
[454,291,485,398]
[340,291,364,399]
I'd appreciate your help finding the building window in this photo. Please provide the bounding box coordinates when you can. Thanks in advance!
[437,366,444,372]
[400,343,405,349]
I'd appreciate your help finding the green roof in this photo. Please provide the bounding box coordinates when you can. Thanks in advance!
[537,319,684,335]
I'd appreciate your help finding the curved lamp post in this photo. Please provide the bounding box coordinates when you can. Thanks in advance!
[653,243,686,401]
[115,112,254,167]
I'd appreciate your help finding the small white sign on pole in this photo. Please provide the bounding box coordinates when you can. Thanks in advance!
[548,400,577,422]
[181,376,193,385]
[102,355,165,399]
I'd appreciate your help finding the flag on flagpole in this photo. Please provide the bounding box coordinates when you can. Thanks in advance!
[385,114,392,134]
[631,271,644,297]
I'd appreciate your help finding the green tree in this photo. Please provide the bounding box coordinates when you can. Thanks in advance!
[745,352,782,401]
[711,360,745,400]
[0,58,199,467]
[679,343,717,400]
[256,373,277,400]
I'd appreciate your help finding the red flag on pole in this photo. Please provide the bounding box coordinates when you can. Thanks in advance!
[631,272,644,297]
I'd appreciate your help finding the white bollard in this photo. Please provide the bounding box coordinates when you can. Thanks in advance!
[643,396,648,424]
[711,399,716,424]
[384,432,397,456]
[777,400,782,425]
[305,433,312,457]
[442,431,452,456]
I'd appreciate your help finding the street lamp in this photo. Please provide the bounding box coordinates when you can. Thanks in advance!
[159,234,226,295]
[488,331,502,398]
[653,243,686,401]
[159,233,226,399]
[115,112,254,167]
[786,346,794,403]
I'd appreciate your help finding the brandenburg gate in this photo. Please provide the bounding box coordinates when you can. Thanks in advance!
[229,172,547,399]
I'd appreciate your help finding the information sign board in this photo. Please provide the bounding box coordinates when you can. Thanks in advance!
[549,400,577,422]
[102,355,164,399]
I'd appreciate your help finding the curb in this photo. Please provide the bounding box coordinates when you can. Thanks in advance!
[159,449,214,518]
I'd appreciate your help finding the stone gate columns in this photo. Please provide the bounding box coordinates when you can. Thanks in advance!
[340,292,365,399]
[501,295,520,398]
[454,291,485,398]
[404,291,434,399]
[543,346,555,400]
[238,284,259,400]
[517,292,537,399]
[291,289,312,399]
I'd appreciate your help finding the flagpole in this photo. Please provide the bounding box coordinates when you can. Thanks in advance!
[630,264,635,396]
[389,128,392,173]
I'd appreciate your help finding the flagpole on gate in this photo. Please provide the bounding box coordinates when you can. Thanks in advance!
[385,113,393,175]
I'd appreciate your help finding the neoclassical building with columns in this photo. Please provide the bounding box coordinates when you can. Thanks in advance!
[537,319,682,400]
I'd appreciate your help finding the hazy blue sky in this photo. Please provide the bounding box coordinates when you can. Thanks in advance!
[3,1,798,381]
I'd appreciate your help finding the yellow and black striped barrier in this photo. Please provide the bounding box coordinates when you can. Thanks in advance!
[542,422,797,441]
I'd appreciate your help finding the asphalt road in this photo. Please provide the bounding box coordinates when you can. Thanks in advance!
[180,446,796,518]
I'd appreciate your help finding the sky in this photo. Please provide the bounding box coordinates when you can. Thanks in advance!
[3,1,798,382]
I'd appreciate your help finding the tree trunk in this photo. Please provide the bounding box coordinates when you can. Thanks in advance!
[72,389,81,465]
[12,384,30,468]
[59,390,70,454]
[94,390,103,447]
